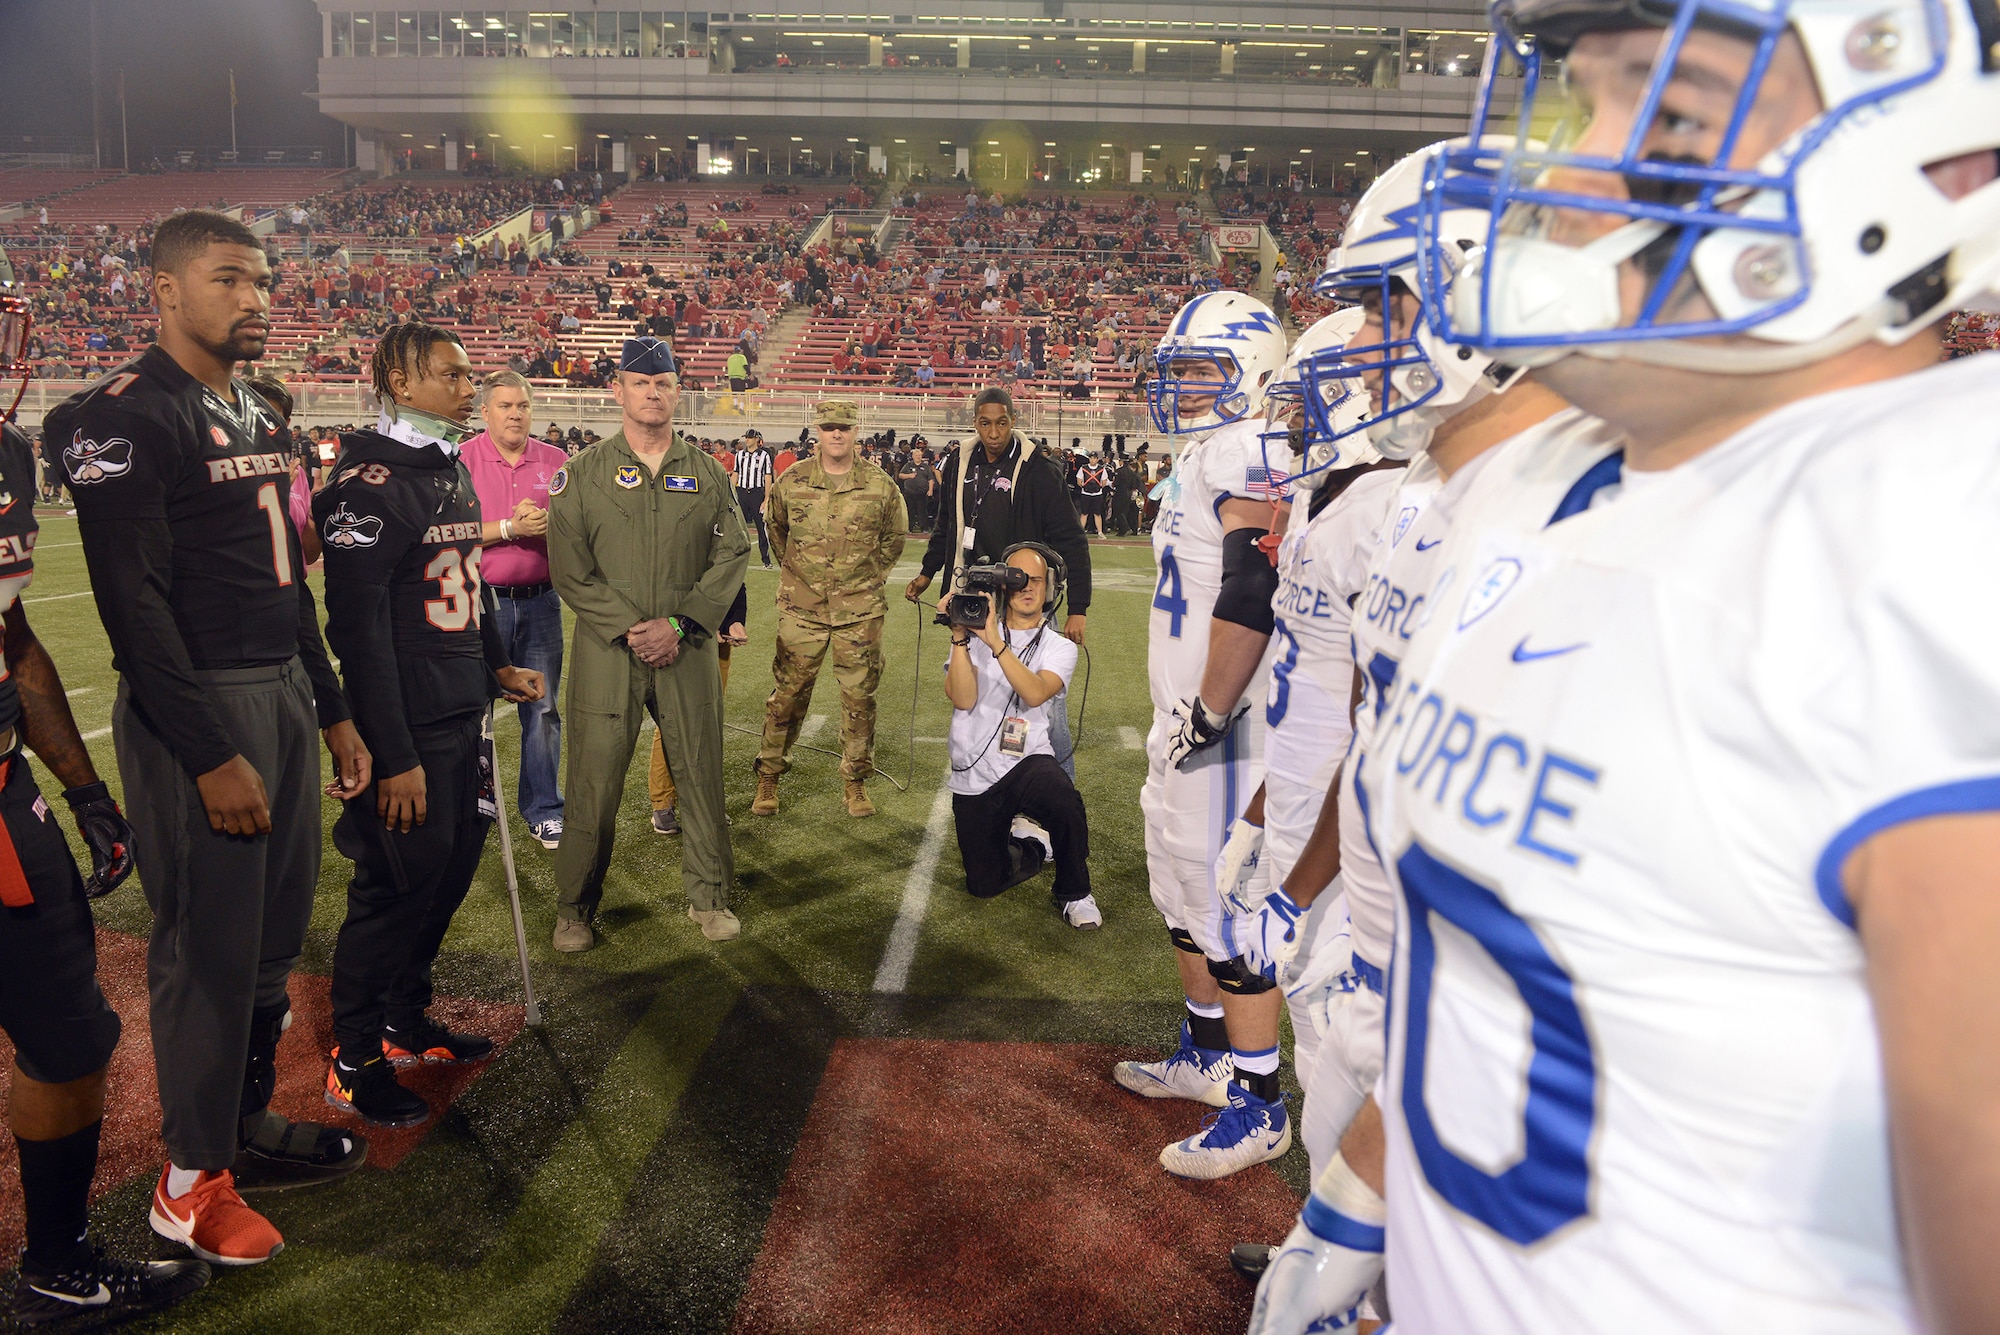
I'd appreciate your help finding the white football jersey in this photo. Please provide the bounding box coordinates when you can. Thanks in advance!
[1264,468,1401,800]
[1366,359,2000,1333]
[1338,408,1619,975]
[1146,418,1292,716]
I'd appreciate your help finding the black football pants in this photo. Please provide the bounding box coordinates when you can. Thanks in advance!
[115,661,321,1172]
[329,715,490,1056]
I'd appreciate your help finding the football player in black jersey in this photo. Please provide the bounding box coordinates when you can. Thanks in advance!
[0,408,211,1321]
[315,323,544,1127]
[48,211,374,1268]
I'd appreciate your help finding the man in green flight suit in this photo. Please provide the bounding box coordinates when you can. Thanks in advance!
[545,337,753,950]
[752,400,907,819]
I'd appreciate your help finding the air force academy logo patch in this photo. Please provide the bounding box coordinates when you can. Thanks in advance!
[548,467,568,497]
[1459,557,1523,629]
[63,431,134,485]
[322,502,385,548]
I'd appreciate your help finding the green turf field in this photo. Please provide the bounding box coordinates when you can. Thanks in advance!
[14,521,1308,1334]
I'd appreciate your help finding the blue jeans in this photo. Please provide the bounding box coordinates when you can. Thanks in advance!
[491,588,564,824]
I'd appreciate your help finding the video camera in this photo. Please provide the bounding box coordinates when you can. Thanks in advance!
[939,560,1028,630]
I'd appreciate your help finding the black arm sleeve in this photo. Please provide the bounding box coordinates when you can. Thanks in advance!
[79,516,240,775]
[480,583,510,673]
[1030,455,1093,615]
[294,528,351,730]
[1214,526,1278,635]
[322,579,420,778]
[725,582,748,629]
[318,486,424,778]
[920,452,960,579]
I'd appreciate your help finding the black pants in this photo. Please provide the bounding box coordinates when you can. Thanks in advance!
[116,661,322,1170]
[738,486,770,564]
[329,715,490,1053]
[952,754,1090,903]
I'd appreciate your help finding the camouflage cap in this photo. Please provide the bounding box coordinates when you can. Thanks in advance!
[815,400,859,428]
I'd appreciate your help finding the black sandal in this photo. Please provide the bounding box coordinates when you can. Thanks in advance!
[232,1109,370,1192]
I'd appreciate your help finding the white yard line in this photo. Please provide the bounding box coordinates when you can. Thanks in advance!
[796,713,828,744]
[871,784,955,995]
[1118,726,1145,750]
[24,591,92,604]
[82,727,111,741]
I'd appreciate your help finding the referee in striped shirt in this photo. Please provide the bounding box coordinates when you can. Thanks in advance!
[734,431,775,568]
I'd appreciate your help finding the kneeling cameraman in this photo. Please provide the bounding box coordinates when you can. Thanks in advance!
[941,544,1100,929]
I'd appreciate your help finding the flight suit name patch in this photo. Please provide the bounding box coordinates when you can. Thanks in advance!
[662,475,699,492]
[615,465,644,489]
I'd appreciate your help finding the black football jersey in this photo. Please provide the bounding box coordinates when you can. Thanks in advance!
[0,424,40,738]
[47,346,347,776]
[314,428,499,773]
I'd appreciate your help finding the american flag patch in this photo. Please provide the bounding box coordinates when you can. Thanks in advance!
[30,796,48,823]
[1244,465,1291,499]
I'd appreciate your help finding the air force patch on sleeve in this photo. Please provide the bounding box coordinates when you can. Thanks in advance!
[615,464,644,489]
[547,467,568,497]
[661,475,699,492]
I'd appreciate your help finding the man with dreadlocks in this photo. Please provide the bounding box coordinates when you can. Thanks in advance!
[50,210,371,1268]
[313,323,545,1127]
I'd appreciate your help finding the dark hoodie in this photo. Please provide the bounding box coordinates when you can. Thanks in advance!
[312,425,508,777]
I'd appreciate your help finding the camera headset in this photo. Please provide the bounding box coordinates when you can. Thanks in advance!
[996,540,1067,624]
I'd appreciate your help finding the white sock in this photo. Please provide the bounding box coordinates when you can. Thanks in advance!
[1234,1044,1281,1076]
[166,1164,202,1199]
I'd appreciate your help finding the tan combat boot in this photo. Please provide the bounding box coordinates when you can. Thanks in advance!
[844,779,876,818]
[751,772,779,816]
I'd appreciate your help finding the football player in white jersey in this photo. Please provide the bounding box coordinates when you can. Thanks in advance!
[1354,0,2000,1329]
[1234,144,1621,1335]
[1213,310,1402,1282]
[1111,290,1298,1180]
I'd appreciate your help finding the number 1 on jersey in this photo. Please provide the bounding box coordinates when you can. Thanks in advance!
[1153,544,1188,638]
[254,483,294,588]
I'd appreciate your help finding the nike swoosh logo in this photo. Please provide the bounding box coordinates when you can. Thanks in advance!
[30,1283,111,1307]
[1415,537,1440,550]
[1511,638,1588,663]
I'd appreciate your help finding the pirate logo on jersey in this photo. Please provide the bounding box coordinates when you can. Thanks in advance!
[63,430,134,485]
[322,501,385,549]
[0,489,15,515]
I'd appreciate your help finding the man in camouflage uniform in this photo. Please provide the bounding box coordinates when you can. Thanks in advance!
[754,400,907,818]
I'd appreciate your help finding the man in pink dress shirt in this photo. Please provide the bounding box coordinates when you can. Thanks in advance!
[466,370,571,849]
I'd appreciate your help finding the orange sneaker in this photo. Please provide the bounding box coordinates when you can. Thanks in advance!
[148,1166,284,1266]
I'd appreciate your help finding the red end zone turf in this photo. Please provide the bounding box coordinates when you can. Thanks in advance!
[0,928,525,1255]
[734,1038,1300,1335]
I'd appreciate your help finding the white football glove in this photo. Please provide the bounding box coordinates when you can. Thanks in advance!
[1246,1214,1383,1335]
[1167,694,1250,770]
[1241,885,1306,984]
[1216,817,1268,917]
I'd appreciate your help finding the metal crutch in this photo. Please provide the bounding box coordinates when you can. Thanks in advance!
[486,704,544,1026]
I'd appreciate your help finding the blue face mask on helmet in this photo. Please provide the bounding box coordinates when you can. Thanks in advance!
[1417,0,2000,371]
[1147,290,1289,435]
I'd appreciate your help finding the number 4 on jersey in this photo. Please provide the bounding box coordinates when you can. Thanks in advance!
[1154,544,1188,638]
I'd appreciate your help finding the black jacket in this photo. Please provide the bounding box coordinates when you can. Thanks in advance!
[920,432,1091,615]
[313,429,509,776]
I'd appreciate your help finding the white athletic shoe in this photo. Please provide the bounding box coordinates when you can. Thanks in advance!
[1112,1022,1232,1107]
[1059,894,1103,930]
[1159,1084,1292,1180]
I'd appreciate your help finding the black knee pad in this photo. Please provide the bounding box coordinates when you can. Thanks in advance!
[1167,926,1202,955]
[1211,955,1278,995]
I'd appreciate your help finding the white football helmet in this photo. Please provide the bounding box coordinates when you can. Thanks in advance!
[1428,0,2000,371]
[1261,308,1378,492]
[1310,141,1523,460]
[1148,290,1289,435]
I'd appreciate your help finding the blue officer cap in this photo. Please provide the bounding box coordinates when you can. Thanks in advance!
[620,336,677,376]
